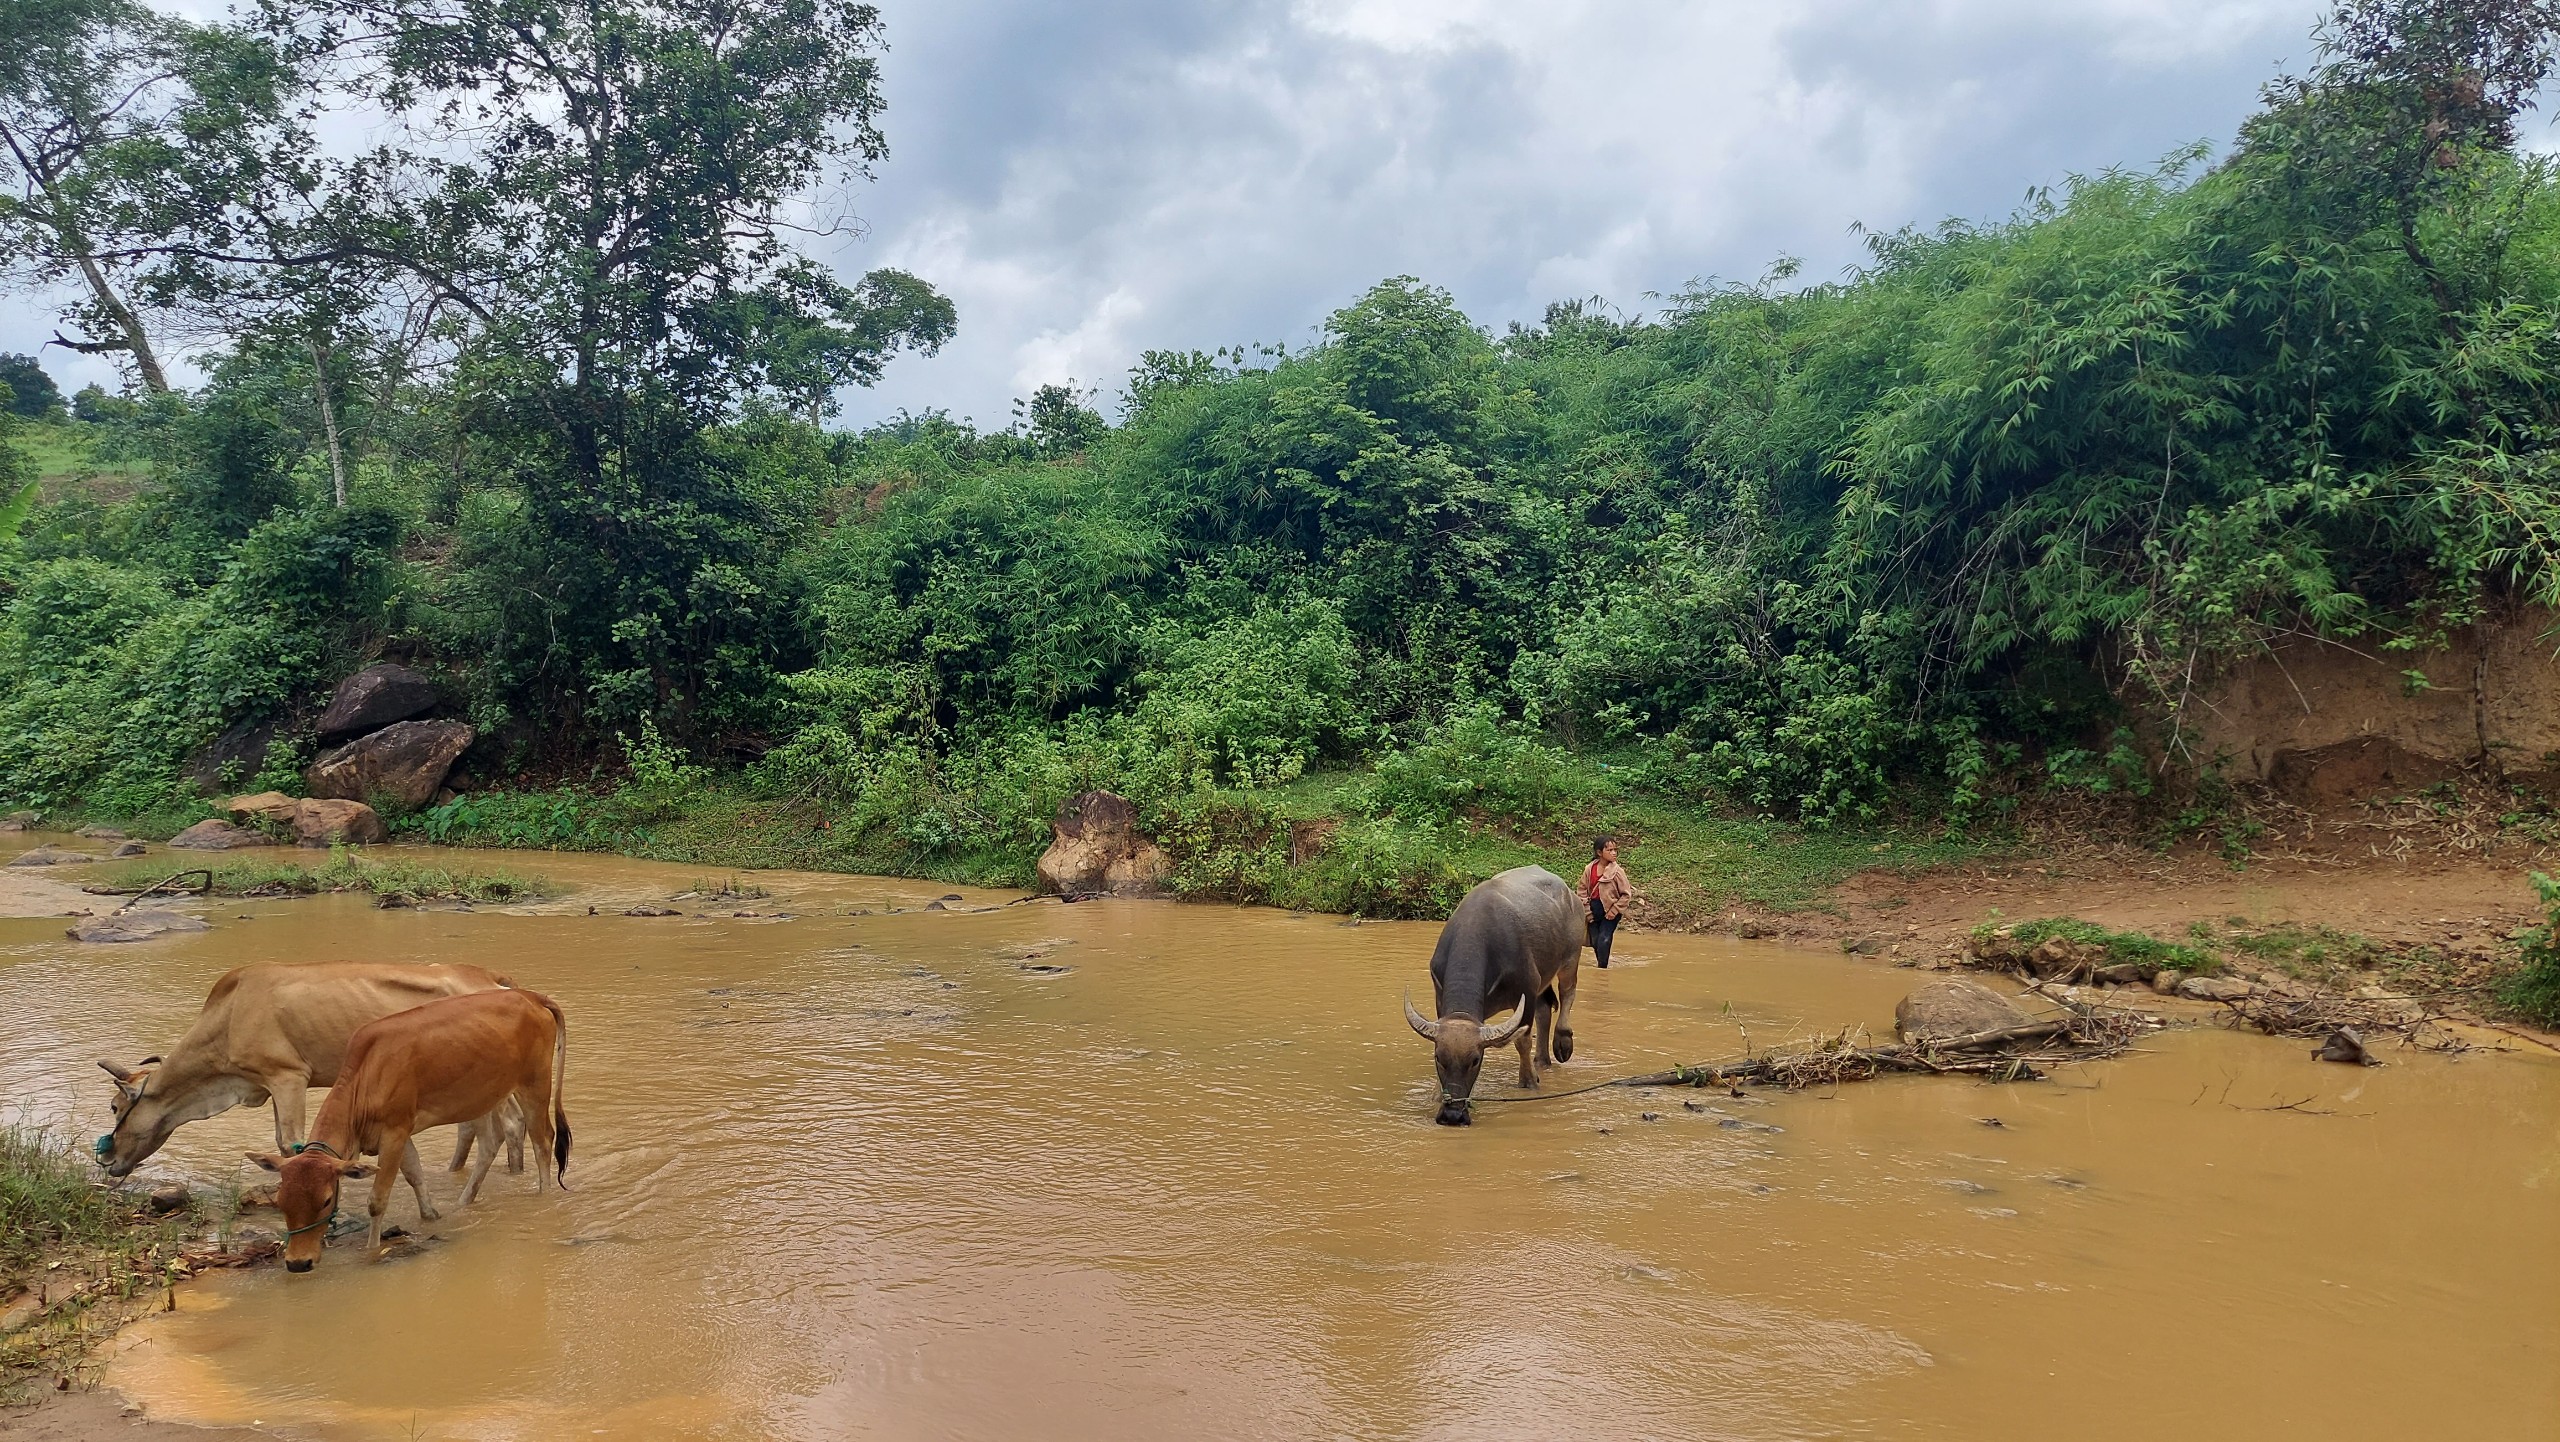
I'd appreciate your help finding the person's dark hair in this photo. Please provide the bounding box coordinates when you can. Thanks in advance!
[1592,836,1614,858]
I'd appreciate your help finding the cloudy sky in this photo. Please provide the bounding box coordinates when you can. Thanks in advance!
[7,0,2343,426]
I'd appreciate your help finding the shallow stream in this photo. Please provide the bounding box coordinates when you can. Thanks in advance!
[1,844,2553,1440]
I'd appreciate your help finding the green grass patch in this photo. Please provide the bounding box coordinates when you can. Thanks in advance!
[1978,917,2220,973]
[95,849,552,904]
[0,1127,129,1274]
[2213,921,2394,976]
[10,419,149,492]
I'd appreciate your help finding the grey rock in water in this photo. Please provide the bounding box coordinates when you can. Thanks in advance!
[1893,978,2028,1042]
[68,908,211,943]
[8,846,99,867]
[2313,1026,2377,1066]
[147,1184,191,1214]
[111,840,147,858]
[169,819,265,850]
[2177,975,2255,1002]
[306,719,475,811]
[316,663,440,741]
[75,825,126,840]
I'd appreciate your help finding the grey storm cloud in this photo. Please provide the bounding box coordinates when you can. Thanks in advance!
[4,0,2333,420]
[837,0,2325,427]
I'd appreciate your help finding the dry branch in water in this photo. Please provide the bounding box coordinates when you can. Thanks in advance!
[1595,997,2159,1093]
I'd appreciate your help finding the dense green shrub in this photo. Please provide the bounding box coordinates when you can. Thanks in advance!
[2498,872,2560,1027]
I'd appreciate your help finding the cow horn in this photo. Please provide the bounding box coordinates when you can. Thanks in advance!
[1403,993,1440,1039]
[1477,1002,1533,1045]
[98,1060,132,1083]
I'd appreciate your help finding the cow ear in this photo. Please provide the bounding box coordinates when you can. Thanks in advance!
[247,1153,283,1172]
[338,1162,375,1179]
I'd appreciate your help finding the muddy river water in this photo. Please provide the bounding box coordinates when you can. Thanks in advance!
[1,845,2555,1440]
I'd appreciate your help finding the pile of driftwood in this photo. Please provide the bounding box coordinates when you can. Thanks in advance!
[1574,999,2159,1096]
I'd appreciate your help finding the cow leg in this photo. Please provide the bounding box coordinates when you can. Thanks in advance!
[399,1139,442,1222]
[266,1073,311,1152]
[366,1129,411,1259]
[457,1116,501,1206]
[1552,956,1580,1064]
[448,1124,475,1173]
[1515,1011,1539,1089]
[504,1097,526,1174]
[516,1083,555,1192]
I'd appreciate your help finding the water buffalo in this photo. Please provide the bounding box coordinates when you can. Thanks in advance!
[1403,865,1584,1125]
[97,961,518,1177]
[251,986,571,1270]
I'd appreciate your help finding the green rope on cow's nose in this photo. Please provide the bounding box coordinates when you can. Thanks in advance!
[288,1140,339,1158]
[284,1217,333,1237]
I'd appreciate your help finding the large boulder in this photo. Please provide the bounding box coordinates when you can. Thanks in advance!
[185,716,277,794]
[1894,979,2030,1043]
[306,720,475,812]
[169,819,266,850]
[315,663,440,742]
[223,791,303,826]
[1035,791,1172,897]
[290,798,386,847]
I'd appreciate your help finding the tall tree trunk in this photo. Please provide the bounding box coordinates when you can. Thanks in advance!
[308,336,348,508]
[69,253,169,393]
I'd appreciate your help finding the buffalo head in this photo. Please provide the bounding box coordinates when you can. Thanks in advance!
[1405,994,1531,1125]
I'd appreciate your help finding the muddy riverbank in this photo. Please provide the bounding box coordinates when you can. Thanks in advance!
[0,839,2552,1439]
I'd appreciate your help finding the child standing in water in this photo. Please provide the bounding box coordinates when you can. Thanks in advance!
[1582,836,1633,968]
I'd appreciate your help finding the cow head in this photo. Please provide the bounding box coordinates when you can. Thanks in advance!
[93,1058,169,1178]
[1404,995,1531,1126]
[248,1148,374,1272]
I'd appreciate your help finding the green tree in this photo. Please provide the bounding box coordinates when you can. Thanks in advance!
[0,354,65,419]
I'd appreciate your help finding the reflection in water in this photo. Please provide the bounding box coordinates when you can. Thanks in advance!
[0,846,2554,1440]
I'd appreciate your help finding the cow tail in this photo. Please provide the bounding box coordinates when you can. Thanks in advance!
[541,993,572,1186]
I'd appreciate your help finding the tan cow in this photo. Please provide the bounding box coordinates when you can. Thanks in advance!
[96,961,517,1179]
[253,987,571,1270]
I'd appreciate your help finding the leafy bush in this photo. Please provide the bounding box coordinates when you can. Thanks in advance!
[1132,599,1367,787]
[1369,702,1583,827]
[2498,872,2560,1027]
[407,791,610,850]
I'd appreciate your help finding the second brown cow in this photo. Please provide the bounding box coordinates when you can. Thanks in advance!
[252,987,572,1271]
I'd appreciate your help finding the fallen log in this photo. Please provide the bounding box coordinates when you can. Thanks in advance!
[1479,1008,2151,1104]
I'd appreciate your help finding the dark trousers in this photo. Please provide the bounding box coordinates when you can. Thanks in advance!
[1587,899,1619,969]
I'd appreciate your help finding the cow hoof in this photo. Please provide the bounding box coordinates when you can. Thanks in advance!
[1518,1073,1539,1090]
[416,1202,442,1221]
[1555,1031,1575,1062]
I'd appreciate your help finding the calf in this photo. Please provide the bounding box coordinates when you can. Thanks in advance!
[252,987,571,1270]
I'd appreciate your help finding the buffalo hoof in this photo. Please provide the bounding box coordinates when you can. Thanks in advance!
[1555,1030,1575,1062]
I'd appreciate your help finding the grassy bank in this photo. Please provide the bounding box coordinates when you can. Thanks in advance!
[0,1128,201,1400]
[384,758,1991,922]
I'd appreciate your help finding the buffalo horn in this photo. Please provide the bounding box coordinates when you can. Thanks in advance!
[1477,1001,1533,1045]
[1403,992,1440,1039]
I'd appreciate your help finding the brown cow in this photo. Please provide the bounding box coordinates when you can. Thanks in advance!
[252,988,571,1270]
[97,961,517,1177]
